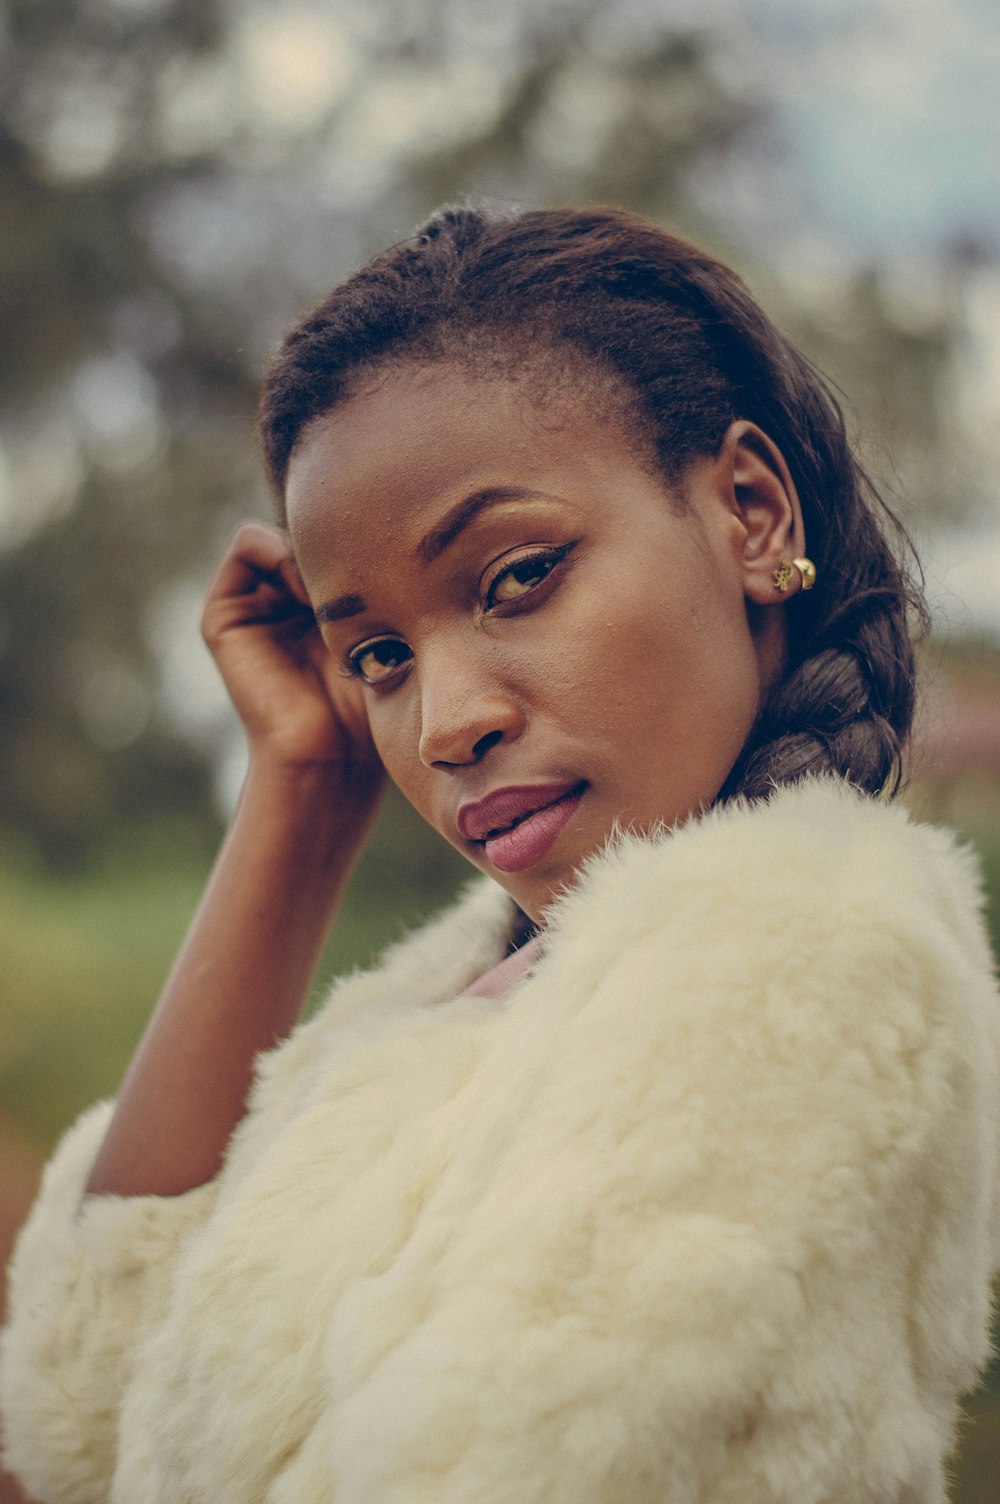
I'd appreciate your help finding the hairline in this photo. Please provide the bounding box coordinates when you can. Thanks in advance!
[275,335,705,524]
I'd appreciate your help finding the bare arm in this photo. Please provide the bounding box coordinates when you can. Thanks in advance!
[85,524,385,1198]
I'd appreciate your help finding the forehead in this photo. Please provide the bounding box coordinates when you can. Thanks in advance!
[284,361,648,554]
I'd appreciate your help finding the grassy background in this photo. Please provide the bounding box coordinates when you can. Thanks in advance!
[1,784,998,1501]
[0,787,471,1147]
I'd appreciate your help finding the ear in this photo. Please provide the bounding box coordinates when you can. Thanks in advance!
[719,419,807,605]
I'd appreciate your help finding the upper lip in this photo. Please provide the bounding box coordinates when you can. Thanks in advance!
[456,782,584,843]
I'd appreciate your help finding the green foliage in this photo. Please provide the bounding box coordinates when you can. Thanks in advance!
[0,785,468,1145]
[951,1396,1000,1504]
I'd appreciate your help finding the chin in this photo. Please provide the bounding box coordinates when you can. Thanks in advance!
[517,856,591,923]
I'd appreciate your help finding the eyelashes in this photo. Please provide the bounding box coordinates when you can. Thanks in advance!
[481,540,576,610]
[344,635,413,686]
[342,541,578,687]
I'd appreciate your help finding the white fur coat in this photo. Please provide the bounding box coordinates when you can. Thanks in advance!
[3,780,1000,1504]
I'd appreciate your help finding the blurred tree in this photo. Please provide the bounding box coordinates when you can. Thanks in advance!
[0,0,262,863]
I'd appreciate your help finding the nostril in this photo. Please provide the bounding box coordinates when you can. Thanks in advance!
[472,729,504,760]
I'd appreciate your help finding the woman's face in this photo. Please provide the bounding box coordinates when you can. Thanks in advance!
[286,362,798,920]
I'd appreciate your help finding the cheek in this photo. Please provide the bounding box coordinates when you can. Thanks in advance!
[597,594,760,759]
[366,702,439,823]
[366,702,415,782]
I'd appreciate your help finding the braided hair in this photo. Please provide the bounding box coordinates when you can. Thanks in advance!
[257,205,926,800]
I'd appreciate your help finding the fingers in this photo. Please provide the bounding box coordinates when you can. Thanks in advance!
[198,524,385,777]
[202,524,314,639]
[207,522,303,601]
[280,550,312,609]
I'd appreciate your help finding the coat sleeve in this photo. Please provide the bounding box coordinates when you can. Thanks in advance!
[321,790,1000,1504]
[0,1101,217,1504]
[0,877,513,1504]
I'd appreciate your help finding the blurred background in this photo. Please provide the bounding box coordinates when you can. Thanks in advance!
[1,1,999,1498]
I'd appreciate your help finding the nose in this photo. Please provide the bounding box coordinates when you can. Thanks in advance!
[417,653,525,769]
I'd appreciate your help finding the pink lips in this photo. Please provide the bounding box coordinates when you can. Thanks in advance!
[457,782,586,873]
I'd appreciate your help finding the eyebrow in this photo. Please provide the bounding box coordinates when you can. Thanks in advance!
[314,592,366,624]
[417,486,563,563]
[314,487,563,624]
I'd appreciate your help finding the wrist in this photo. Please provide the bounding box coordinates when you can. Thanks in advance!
[239,757,384,864]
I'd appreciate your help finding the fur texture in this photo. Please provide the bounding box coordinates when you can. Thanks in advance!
[2,780,999,1503]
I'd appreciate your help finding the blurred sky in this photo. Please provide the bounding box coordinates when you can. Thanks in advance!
[720,0,1000,258]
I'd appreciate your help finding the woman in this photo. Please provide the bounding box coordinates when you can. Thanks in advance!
[3,206,999,1503]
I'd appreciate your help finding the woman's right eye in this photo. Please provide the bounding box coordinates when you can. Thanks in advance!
[345,636,413,686]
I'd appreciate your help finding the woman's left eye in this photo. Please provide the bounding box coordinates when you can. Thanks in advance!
[484,544,576,611]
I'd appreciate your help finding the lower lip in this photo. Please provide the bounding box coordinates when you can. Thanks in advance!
[482,786,585,873]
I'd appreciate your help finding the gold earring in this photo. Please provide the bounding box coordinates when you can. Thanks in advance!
[772,560,794,592]
[791,556,817,591]
[773,557,817,593]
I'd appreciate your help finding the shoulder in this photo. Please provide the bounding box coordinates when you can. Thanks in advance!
[524,778,1000,1256]
[545,776,995,988]
[508,781,1000,1339]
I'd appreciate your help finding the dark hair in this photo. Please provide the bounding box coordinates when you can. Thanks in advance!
[257,205,926,800]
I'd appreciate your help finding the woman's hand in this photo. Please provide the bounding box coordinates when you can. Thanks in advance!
[202,523,384,803]
[86,523,386,1200]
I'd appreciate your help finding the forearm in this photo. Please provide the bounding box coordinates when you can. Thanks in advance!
[85,763,375,1198]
